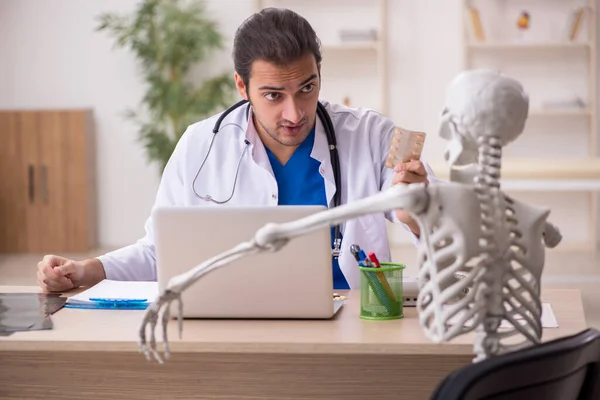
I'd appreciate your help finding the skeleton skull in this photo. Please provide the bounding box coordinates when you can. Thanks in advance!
[439,69,529,171]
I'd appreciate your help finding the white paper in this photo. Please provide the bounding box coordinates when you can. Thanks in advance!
[498,303,558,329]
[66,280,158,305]
[540,303,559,328]
[450,303,559,329]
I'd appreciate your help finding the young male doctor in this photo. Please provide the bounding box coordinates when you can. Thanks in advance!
[37,7,436,292]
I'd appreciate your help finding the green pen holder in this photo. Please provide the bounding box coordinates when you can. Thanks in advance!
[358,262,405,320]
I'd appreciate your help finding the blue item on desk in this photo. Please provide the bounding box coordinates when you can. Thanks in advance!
[63,279,158,310]
[64,300,150,310]
[89,298,148,303]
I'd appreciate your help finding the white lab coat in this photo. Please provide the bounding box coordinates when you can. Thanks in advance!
[97,101,437,289]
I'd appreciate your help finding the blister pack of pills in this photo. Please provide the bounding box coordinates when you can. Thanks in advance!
[384,127,426,169]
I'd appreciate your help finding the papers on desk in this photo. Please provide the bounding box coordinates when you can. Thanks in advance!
[495,303,558,329]
[452,303,559,329]
[541,303,558,328]
[65,280,158,310]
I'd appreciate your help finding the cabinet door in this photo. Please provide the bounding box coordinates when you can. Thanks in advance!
[0,112,28,252]
[36,110,96,252]
[19,112,46,252]
[36,111,69,252]
[63,110,97,252]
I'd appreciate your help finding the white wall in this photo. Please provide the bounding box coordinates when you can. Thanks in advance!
[0,0,253,248]
[0,0,597,249]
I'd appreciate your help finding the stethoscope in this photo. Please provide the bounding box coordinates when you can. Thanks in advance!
[191,99,342,257]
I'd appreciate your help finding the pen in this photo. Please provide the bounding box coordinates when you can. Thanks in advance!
[65,302,149,310]
[352,245,374,268]
[368,252,381,268]
[89,298,148,303]
[358,250,374,267]
[368,251,397,303]
[350,245,362,263]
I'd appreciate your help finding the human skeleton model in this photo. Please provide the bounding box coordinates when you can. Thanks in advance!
[138,69,562,364]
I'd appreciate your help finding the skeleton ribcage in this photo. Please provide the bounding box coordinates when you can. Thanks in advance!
[415,204,486,343]
[478,196,543,357]
[413,186,543,358]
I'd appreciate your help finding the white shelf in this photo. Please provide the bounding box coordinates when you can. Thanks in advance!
[322,42,379,51]
[529,108,591,117]
[467,41,591,50]
[431,158,600,181]
[499,180,600,192]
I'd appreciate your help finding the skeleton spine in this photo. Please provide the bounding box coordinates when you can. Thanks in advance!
[474,135,502,250]
[473,135,503,359]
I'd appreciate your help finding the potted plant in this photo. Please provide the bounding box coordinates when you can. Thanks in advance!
[96,0,236,173]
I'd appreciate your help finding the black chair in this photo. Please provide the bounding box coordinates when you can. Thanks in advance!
[430,328,600,400]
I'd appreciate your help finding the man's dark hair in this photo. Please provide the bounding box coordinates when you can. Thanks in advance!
[233,8,322,89]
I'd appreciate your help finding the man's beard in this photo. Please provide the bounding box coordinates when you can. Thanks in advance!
[250,101,312,147]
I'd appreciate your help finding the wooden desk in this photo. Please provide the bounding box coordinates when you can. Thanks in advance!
[0,287,587,400]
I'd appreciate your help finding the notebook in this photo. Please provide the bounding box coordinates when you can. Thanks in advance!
[65,280,158,310]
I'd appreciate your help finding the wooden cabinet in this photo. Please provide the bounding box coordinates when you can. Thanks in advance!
[0,110,97,253]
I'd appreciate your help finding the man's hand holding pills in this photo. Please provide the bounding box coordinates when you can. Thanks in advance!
[392,160,428,237]
[392,160,429,186]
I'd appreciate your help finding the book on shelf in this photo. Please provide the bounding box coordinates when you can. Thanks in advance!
[568,7,587,41]
[466,6,485,42]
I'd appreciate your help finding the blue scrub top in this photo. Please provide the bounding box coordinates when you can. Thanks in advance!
[265,128,350,290]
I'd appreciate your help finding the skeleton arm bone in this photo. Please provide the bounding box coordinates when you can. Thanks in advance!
[138,183,431,363]
[253,183,430,251]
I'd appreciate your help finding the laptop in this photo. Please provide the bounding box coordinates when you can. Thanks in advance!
[153,205,344,319]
